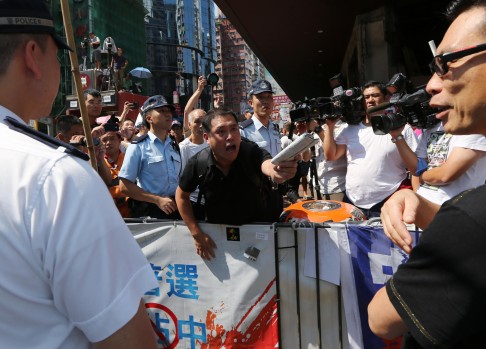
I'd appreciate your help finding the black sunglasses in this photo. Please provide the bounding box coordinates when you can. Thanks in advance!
[429,43,486,77]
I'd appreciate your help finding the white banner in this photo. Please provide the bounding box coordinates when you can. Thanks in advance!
[131,222,279,348]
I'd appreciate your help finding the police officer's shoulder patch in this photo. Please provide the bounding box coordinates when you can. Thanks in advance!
[239,118,253,129]
[5,116,89,161]
[131,134,149,144]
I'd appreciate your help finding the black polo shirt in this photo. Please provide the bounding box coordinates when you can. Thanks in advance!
[179,139,277,225]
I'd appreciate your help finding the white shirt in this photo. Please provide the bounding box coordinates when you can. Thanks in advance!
[416,123,486,204]
[335,122,418,208]
[316,122,347,194]
[0,107,157,348]
[179,137,209,203]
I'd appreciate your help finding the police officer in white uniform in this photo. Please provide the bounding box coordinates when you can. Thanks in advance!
[0,1,158,348]
[240,79,281,157]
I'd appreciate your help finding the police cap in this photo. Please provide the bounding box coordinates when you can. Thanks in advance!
[0,0,72,51]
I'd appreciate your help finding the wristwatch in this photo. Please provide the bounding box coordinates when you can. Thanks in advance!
[391,135,404,143]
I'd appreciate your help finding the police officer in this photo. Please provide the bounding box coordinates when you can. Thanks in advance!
[119,95,182,219]
[0,1,157,347]
[240,79,281,157]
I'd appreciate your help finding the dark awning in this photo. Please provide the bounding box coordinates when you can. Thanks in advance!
[213,0,450,101]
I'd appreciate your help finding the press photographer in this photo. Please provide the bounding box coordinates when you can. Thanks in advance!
[367,74,441,135]
[323,80,418,218]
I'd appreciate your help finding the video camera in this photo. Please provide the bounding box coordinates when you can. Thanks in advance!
[289,87,365,125]
[368,73,440,135]
[81,37,90,49]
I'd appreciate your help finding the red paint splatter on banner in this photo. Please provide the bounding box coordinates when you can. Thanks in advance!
[200,280,279,348]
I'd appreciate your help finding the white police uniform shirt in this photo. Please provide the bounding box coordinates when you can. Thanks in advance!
[119,131,181,197]
[240,115,281,157]
[0,106,157,348]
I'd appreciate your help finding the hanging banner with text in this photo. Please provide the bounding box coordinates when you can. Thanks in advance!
[130,222,278,349]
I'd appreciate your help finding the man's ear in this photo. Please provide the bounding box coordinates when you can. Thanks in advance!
[203,132,209,143]
[144,113,152,125]
[248,98,254,107]
[23,40,43,79]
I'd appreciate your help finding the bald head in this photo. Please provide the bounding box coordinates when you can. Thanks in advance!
[188,108,206,124]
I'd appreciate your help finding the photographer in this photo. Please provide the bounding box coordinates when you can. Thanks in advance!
[99,123,131,218]
[324,81,418,218]
[285,119,312,199]
[309,118,347,201]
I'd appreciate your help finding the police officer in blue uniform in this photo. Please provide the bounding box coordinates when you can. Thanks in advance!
[240,79,281,157]
[119,95,182,219]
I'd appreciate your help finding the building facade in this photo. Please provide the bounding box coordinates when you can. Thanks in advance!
[214,15,264,115]
[50,0,147,115]
[143,0,217,110]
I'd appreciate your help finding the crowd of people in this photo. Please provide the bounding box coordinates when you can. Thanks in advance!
[2,0,486,347]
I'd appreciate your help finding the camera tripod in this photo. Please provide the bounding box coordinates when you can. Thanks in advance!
[99,50,115,91]
[307,142,322,200]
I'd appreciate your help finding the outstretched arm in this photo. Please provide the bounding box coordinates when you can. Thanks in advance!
[183,76,207,136]
[261,156,299,184]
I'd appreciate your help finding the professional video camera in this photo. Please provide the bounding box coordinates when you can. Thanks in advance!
[288,89,365,126]
[367,74,440,135]
[81,37,90,49]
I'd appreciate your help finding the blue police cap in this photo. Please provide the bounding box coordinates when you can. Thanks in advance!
[248,79,274,97]
[141,95,175,115]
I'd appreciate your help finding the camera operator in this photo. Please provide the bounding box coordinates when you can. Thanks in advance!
[89,32,101,70]
[309,118,347,201]
[286,119,312,199]
[324,81,418,218]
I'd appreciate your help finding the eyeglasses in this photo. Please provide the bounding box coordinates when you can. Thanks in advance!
[429,43,486,77]
[363,93,382,99]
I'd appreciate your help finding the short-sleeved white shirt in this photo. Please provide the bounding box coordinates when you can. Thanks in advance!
[0,107,157,348]
[179,137,209,202]
[416,123,486,204]
[335,122,418,208]
[316,122,347,194]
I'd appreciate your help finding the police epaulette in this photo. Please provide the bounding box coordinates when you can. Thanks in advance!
[239,118,253,129]
[131,134,149,143]
[5,116,89,161]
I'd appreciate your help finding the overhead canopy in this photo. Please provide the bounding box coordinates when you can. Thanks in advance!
[214,0,450,101]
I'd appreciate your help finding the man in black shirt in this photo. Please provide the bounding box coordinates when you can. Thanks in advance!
[176,109,299,260]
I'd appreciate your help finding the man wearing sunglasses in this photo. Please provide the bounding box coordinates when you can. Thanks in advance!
[369,1,486,348]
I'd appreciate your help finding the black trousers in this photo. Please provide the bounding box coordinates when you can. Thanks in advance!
[129,199,182,220]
